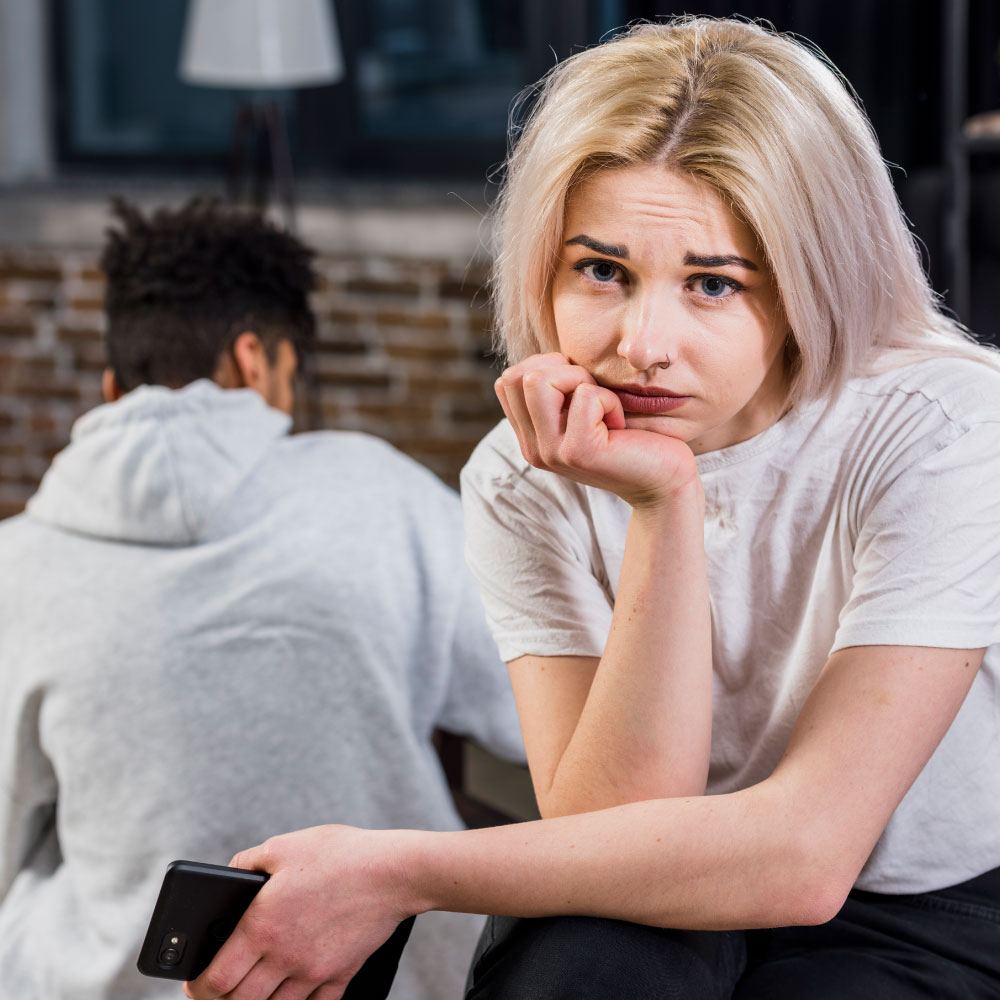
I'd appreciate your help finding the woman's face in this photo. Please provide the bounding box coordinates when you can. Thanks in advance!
[551,163,791,455]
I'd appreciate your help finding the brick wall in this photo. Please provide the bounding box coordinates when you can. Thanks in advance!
[0,245,503,519]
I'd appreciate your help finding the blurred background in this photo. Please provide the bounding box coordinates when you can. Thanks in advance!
[1,0,999,518]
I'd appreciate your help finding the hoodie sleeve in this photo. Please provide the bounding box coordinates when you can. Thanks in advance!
[392,448,526,765]
[436,563,527,764]
[0,684,59,903]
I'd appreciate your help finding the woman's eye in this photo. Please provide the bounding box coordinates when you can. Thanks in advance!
[696,275,739,298]
[574,259,623,284]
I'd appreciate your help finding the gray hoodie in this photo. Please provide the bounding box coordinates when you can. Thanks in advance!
[0,380,524,1000]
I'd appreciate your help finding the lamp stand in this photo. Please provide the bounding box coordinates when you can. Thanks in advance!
[227,99,296,230]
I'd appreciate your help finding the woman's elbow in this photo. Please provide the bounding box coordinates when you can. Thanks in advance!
[783,873,851,926]
[771,829,858,927]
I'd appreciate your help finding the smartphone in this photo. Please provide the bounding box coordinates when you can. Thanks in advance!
[137,860,268,981]
[138,859,416,998]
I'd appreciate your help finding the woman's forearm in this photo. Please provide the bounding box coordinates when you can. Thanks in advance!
[413,643,972,934]
[408,781,844,931]
[542,483,714,815]
[184,785,836,1000]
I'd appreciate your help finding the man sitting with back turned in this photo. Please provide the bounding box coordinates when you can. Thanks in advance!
[0,199,525,1000]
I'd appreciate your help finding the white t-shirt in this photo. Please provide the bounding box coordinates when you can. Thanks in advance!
[461,357,1000,894]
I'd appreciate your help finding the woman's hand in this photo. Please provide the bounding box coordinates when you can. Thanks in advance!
[183,825,418,1000]
[496,353,699,508]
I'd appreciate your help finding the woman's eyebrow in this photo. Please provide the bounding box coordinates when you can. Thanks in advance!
[565,235,629,258]
[684,252,759,271]
[565,239,759,272]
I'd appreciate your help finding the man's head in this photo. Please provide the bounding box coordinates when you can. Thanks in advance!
[100,198,317,414]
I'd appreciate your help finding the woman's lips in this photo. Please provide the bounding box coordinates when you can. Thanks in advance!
[607,385,691,414]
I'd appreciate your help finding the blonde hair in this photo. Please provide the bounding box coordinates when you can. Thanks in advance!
[491,17,999,405]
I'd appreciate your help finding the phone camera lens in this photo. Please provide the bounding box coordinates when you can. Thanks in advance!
[159,947,180,965]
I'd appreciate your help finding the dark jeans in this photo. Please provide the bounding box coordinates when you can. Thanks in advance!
[465,866,1000,999]
[342,916,415,1000]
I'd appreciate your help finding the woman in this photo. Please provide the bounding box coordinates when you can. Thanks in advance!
[186,17,1000,1000]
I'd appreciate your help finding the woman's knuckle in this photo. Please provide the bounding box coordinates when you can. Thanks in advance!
[537,439,561,465]
[202,969,231,995]
[559,443,582,467]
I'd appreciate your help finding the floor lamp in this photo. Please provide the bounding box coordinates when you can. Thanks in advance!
[179,0,344,229]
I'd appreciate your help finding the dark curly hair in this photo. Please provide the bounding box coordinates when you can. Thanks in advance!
[100,198,317,391]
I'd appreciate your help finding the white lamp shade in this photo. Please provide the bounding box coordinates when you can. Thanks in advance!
[180,0,344,88]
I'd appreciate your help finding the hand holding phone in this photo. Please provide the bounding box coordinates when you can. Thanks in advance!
[139,858,415,998]
[137,860,267,981]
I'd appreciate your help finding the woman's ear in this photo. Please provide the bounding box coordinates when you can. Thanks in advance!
[101,367,125,403]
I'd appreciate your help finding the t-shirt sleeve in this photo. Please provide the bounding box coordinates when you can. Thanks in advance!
[833,421,1000,651]
[461,441,614,663]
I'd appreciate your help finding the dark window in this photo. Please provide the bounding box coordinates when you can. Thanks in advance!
[53,0,260,165]
[52,0,608,178]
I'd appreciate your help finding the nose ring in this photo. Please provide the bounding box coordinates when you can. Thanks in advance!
[658,353,671,370]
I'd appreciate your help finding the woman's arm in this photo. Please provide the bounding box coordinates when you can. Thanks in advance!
[422,645,983,928]
[185,642,983,1000]
[495,355,713,815]
[511,490,711,815]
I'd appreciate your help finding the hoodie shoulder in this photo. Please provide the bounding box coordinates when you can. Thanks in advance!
[26,382,290,546]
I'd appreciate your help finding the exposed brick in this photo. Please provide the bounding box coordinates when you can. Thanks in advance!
[439,277,489,302]
[20,289,59,311]
[344,277,421,297]
[327,306,364,324]
[357,402,435,423]
[396,434,486,455]
[0,242,505,498]
[29,412,58,433]
[72,352,109,373]
[314,338,369,356]
[408,374,490,397]
[385,342,463,362]
[12,469,45,488]
[0,319,35,339]
[13,381,81,402]
[466,309,495,334]
[0,358,57,389]
[0,260,62,283]
[0,443,25,457]
[57,325,104,343]
[451,397,503,423]
[315,401,342,423]
[315,370,393,390]
[375,309,450,330]
[0,500,25,520]
[469,343,502,367]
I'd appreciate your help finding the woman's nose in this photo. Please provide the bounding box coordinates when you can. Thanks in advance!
[616,290,676,372]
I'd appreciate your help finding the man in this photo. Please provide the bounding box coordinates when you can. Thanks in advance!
[0,199,524,1000]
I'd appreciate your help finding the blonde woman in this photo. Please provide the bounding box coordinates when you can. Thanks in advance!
[187,18,1000,1000]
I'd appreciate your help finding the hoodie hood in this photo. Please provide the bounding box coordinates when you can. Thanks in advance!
[27,380,291,545]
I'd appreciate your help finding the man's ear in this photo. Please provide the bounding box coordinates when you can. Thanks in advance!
[227,331,270,394]
[102,367,125,403]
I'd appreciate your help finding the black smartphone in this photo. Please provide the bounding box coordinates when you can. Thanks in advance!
[137,860,268,981]
[138,858,416,998]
